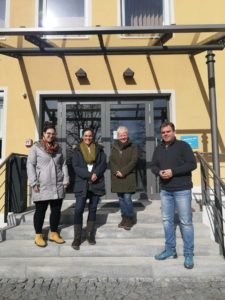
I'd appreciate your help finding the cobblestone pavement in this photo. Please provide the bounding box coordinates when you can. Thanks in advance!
[0,277,225,300]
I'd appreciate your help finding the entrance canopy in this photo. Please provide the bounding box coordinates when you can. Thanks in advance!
[0,24,225,57]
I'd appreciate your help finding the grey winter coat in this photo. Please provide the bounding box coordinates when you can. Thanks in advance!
[27,142,69,202]
[110,140,138,193]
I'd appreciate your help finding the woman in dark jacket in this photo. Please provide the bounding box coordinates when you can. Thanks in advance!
[71,128,107,250]
[110,126,138,230]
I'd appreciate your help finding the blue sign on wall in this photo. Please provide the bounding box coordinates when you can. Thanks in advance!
[180,135,199,149]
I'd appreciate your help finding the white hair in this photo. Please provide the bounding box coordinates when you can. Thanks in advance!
[117,126,128,135]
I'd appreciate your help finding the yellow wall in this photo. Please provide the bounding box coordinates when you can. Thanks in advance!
[1,0,225,189]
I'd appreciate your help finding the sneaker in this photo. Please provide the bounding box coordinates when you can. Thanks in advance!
[184,254,194,269]
[154,249,177,260]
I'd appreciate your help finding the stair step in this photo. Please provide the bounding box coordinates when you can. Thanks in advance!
[4,223,210,240]
[0,256,223,279]
[1,199,221,280]
[16,210,203,225]
[0,238,219,258]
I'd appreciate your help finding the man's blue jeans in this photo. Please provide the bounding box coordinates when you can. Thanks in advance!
[160,189,194,256]
[117,193,134,219]
[74,191,99,225]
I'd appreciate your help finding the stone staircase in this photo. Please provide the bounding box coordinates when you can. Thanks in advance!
[0,198,224,279]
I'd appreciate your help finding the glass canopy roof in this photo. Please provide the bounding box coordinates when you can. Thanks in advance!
[0,24,225,57]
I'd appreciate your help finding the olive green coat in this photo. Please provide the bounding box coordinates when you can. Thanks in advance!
[109,140,138,193]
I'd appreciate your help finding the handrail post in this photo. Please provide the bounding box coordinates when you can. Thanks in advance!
[206,51,224,255]
[200,161,207,210]
[4,160,10,223]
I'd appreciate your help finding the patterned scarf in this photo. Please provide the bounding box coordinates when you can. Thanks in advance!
[80,141,96,164]
[40,138,59,154]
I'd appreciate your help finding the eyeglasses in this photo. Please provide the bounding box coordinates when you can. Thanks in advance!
[45,132,55,136]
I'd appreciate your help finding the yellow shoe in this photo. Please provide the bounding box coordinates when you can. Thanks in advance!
[48,232,65,244]
[34,234,47,247]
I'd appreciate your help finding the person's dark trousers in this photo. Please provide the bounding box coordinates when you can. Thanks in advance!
[73,192,99,249]
[74,191,99,225]
[117,193,134,219]
[33,199,63,234]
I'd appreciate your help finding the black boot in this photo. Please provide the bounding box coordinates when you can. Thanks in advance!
[86,221,96,245]
[118,217,126,228]
[71,224,82,250]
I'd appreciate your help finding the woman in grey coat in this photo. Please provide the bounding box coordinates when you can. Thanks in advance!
[27,122,69,247]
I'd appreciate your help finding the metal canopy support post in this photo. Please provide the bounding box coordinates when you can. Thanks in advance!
[97,33,106,53]
[206,51,224,255]
[154,33,173,46]
[24,35,53,49]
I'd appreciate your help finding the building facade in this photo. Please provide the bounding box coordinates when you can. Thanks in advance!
[1,0,225,200]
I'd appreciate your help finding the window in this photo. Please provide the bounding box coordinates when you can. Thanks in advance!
[121,0,164,26]
[154,98,169,139]
[39,0,86,28]
[0,96,4,160]
[0,0,6,28]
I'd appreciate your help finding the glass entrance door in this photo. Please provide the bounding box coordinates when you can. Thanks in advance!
[41,96,169,198]
[55,99,162,198]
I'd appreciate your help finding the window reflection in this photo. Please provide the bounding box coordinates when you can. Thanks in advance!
[66,104,101,154]
[42,100,58,125]
[0,0,6,28]
[122,0,163,26]
[40,0,85,28]
[154,98,168,139]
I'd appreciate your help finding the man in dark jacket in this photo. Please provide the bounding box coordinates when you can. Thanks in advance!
[150,121,197,269]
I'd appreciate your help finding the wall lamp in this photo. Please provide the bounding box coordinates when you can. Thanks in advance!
[123,68,134,78]
[75,68,87,78]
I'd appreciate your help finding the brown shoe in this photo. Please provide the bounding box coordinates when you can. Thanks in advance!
[123,218,134,231]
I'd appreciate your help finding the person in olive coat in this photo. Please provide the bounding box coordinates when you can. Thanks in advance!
[109,126,138,230]
[71,128,107,250]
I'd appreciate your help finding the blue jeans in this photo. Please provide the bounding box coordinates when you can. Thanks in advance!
[117,193,134,219]
[74,191,99,225]
[160,189,194,256]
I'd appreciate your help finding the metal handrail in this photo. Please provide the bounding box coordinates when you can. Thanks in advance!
[196,152,225,191]
[0,153,27,169]
[196,151,225,257]
[0,153,28,222]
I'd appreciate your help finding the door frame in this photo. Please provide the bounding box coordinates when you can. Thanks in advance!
[58,97,156,199]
